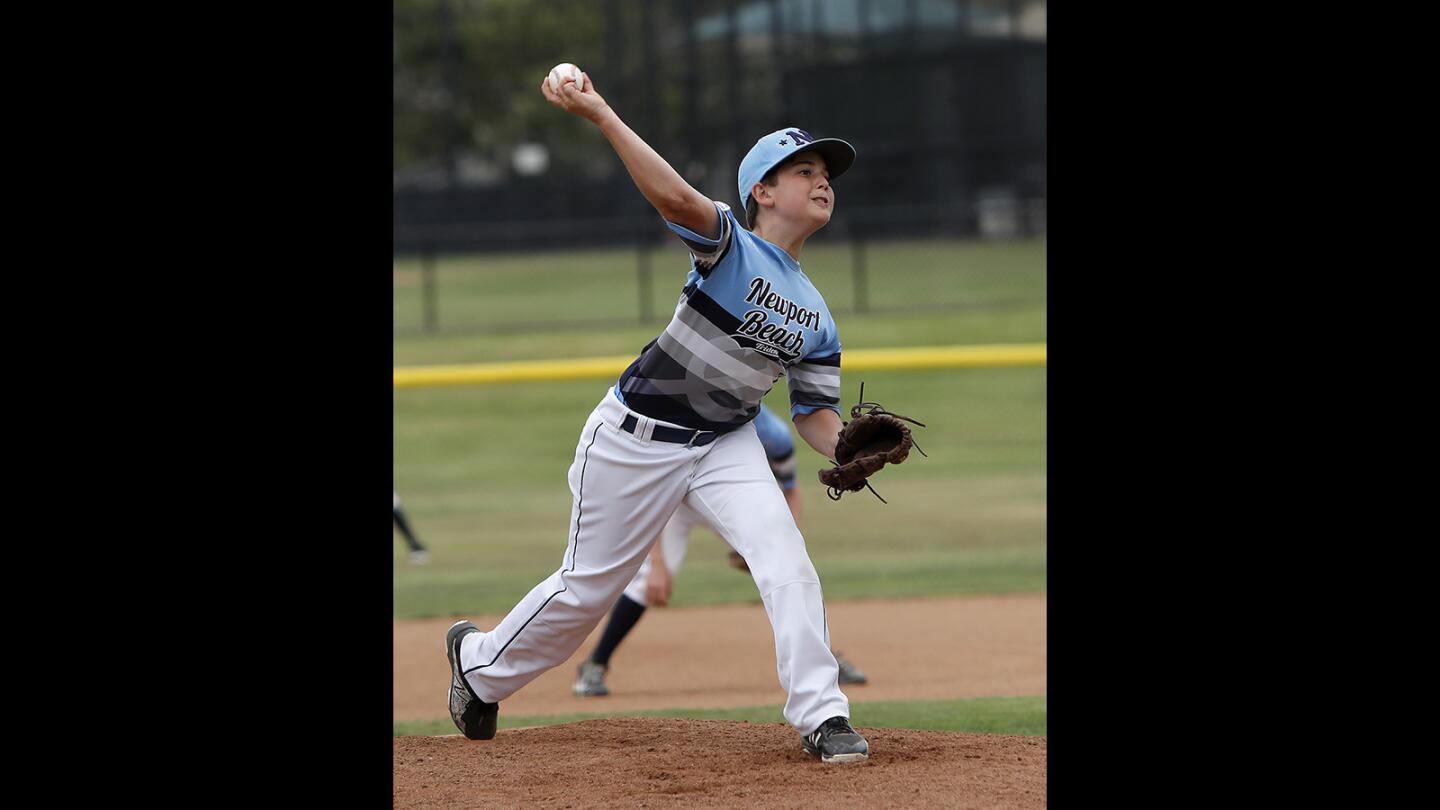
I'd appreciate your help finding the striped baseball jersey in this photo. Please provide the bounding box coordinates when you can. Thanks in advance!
[615,200,842,432]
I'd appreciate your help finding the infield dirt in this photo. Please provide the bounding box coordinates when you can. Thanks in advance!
[395,593,1046,721]
[394,717,1046,808]
[394,594,1046,807]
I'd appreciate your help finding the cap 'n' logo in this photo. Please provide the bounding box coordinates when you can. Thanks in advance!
[785,129,814,145]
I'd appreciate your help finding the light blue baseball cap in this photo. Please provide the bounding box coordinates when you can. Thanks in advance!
[737,127,856,219]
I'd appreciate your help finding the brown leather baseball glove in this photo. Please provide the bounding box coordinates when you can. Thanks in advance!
[818,384,927,503]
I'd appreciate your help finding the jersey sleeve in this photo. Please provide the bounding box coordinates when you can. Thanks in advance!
[787,329,842,418]
[664,201,738,279]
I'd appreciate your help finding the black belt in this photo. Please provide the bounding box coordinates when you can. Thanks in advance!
[620,414,721,447]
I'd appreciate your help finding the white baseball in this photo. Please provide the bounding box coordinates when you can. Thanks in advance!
[547,63,583,93]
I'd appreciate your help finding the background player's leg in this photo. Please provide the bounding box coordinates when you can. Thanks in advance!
[619,502,697,606]
[573,589,642,696]
[578,502,700,695]
[596,504,696,660]
[393,491,430,564]
[458,397,694,704]
[586,595,645,667]
[685,427,849,735]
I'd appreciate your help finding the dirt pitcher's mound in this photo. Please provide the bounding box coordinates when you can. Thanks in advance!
[394,717,1046,809]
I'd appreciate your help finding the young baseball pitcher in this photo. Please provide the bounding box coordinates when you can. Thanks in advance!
[447,64,869,763]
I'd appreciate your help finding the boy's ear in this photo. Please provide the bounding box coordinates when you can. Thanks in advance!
[752,183,773,207]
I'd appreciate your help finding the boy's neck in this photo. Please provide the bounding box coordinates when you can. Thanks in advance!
[752,220,814,262]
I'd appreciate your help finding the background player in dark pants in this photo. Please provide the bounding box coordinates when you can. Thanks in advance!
[574,404,867,696]
[394,490,430,565]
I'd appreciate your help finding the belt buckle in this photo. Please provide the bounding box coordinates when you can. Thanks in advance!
[686,430,715,448]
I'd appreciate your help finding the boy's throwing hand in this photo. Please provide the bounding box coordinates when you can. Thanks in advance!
[540,68,609,123]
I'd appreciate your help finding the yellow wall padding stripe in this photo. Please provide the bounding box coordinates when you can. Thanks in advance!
[393,343,1046,389]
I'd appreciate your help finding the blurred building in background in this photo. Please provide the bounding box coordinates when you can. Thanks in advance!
[394,0,1045,254]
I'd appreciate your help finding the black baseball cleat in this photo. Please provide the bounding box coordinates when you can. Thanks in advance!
[446,620,498,740]
[801,716,870,764]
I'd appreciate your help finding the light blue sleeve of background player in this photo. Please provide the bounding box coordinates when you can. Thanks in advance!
[754,404,796,459]
[754,404,799,491]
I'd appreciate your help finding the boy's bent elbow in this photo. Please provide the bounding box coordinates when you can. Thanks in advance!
[660,192,720,239]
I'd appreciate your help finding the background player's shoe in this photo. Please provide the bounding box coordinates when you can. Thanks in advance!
[572,661,610,697]
[834,652,868,685]
[409,549,431,566]
[446,620,498,740]
[801,716,870,764]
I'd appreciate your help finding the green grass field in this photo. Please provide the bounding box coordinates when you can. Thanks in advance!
[393,236,1046,733]
[393,696,1047,737]
[393,367,1046,618]
[393,237,1046,363]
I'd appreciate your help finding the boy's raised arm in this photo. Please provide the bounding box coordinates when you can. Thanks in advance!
[541,71,720,240]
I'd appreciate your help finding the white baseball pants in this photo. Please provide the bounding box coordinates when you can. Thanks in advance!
[458,387,850,734]
[621,500,703,606]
